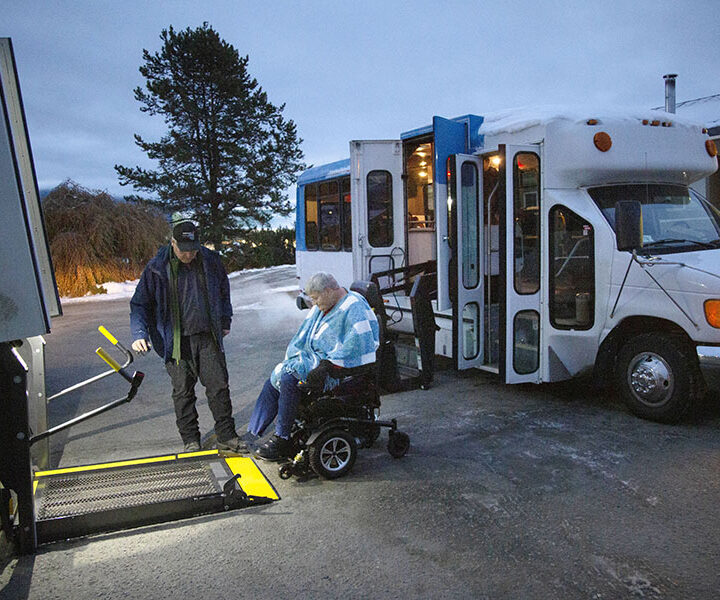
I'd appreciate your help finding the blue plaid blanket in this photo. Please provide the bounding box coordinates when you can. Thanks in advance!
[270,291,380,390]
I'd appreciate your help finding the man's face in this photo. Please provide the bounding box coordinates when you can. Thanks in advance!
[308,288,336,313]
[171,238,198,264]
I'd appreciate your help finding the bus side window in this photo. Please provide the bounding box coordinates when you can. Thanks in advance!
[342,177,352,251]
[318,180,340,250]
[549,206,595,330]
[305,183,318,250]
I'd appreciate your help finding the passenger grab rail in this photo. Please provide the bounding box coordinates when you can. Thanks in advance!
[370,259,437,297]
[30,326,144,445]
[47,326,134,401]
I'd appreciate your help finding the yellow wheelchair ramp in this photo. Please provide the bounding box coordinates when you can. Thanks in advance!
[33,450,279,545]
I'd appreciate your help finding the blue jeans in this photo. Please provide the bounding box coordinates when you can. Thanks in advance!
[248,372,301,439]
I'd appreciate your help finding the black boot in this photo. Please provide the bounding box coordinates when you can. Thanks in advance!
[255,434,292,461]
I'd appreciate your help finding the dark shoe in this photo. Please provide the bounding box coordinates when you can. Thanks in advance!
[183,440,201,452]
[255,434,292,461]
[217,436,250,454]
[240,431,258,444]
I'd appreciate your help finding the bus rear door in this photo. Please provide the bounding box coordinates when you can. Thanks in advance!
[349,140,404,284]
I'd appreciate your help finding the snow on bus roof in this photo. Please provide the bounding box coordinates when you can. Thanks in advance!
[665,94,720,129]
[476,105,705,137]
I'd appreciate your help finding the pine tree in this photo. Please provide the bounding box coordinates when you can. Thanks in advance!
[115,23,304,248]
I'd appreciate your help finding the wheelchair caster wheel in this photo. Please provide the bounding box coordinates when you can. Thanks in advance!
[387,430,410,458]
[278,463,294,480]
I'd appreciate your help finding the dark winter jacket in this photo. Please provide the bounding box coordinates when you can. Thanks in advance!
[130,245,232,361]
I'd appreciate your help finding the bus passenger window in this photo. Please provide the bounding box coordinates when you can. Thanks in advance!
[367,170,393,247]
[549,206,595,330]
[305,183,318,250]
[318,180,340,250]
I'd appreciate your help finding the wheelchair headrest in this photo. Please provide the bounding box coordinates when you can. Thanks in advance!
[350,280,383,316]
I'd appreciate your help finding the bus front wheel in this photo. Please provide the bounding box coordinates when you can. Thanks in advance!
[615,332,699,424]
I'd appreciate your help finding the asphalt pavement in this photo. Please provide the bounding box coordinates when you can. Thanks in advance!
[2,264,720,599]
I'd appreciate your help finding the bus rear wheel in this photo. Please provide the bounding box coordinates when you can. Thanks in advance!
[615,332,699,424]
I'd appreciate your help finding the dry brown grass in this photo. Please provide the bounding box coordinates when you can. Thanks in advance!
[44,180,170,297]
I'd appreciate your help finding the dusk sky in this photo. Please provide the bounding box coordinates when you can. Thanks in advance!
[4,1,719,204]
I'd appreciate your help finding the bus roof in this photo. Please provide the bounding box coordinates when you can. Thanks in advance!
[297,158,350,186]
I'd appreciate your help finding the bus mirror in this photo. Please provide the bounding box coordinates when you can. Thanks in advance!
[296,295,309,310]
[615,201,643,251]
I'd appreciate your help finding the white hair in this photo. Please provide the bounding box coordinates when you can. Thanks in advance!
[305,272,340,295]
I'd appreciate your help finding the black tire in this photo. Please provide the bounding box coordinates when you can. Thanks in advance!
[308,429,357,479]
[278,463,293,480]
[615,332,699,423]
[387,431,410,458]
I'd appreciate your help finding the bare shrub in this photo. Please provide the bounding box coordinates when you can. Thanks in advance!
[44,180,169,296]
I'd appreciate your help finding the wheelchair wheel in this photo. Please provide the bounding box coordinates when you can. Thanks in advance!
[387,430,410,458]
[309,429,357,479]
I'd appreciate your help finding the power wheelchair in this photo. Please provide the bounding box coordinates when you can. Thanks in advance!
[277,281,410,480]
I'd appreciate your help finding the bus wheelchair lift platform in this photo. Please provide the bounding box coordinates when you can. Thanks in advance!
[33,449,279,546]
[1,326,278,553]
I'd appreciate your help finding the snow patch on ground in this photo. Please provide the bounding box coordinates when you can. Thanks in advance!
[61,264,296,304]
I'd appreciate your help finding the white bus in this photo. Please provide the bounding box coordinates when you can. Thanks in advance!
[295,107,720,422]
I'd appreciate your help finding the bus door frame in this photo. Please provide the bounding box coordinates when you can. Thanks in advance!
[432,117,467,312]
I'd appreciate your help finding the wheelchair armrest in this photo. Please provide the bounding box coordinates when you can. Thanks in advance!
[327,362,376,379]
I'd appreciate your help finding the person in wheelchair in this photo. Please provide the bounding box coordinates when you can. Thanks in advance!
[245,272,380,460]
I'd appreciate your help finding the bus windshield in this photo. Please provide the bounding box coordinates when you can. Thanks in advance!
[588,184,720,254]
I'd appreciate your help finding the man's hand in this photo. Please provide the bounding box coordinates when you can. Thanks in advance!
[132,339,150,354]
[222,329,230,337]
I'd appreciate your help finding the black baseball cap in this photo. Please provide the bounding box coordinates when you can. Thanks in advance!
[172,221,201,251]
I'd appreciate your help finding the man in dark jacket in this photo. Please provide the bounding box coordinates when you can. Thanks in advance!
[130,220,246,453]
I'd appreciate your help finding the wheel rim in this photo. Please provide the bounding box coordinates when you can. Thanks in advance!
[319,436,351,472]
[627,351,674,407]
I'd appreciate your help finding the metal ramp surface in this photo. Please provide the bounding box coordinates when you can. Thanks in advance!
[33,450,279,544]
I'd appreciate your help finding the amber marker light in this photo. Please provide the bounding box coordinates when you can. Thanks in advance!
[705,300,720,328]
[594,132,612,152]
[706,139,718,157]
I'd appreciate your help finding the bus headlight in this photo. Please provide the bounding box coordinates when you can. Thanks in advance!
[705,300,720,328]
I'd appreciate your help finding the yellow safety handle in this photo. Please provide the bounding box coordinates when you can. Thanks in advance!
[96,347,122,372]
[99,325,119,345]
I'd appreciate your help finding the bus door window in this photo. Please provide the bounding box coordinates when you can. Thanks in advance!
[367,170,393,247]
[549,206,595,329]
[513,153,540,295]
